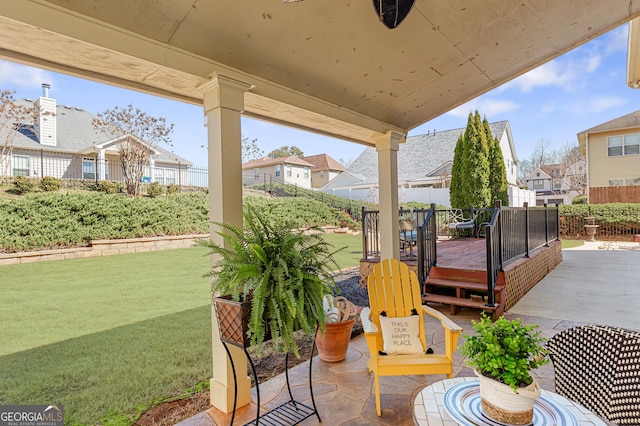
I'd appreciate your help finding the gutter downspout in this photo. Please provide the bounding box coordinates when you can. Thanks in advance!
[585,134,590,204]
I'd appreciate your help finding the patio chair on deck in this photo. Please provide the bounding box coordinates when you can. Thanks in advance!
[360,259,462,416]
[446,209,475,238]
[546,324,640,425]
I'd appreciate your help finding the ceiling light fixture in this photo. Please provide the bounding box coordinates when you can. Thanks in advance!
[283,0,415,29]
[373,0,415,29]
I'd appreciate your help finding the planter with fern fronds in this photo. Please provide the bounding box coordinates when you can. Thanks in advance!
[203,204,341,357]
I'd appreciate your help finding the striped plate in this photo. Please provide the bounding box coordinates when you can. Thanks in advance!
[443,381,579,426]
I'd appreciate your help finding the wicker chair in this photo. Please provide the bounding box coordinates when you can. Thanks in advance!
[546,324,640,425]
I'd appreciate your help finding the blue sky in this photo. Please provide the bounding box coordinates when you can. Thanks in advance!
[0,23,638,167]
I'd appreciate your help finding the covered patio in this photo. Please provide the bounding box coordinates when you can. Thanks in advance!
[1,0,639,419]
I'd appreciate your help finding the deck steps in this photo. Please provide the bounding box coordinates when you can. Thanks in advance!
[422,272,505,318]
[422,293,497,311]
[426,277,504,293]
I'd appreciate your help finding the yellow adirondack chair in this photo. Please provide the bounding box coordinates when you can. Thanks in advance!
[360,258,462,416]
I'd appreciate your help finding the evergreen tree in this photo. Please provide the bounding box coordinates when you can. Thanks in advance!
[449,133,465,208]
[484,117,509,206]
[463,111,491,208]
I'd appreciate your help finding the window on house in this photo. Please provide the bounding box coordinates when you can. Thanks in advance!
[607,136,623,156]
[320,172,324,178]
[304,167,309,179]
[624,134,640,155]
[552,179,562,190]
[286,165,292,177]
[275,165,281,177]
[165,169,176,185]
[532,179,544,189]
[82,158,96,180]
[12,155,30,176]
[155,167,176,184]
[608,134,639,156]
[254,168,259,178]
[608,179,624,187]
[626,177,640,186]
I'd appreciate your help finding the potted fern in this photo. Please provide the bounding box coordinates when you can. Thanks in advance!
[203,205,340,357]
[461,314,549,425]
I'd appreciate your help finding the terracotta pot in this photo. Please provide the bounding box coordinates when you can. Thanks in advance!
[475,369,540,425]
[315,318,355,362]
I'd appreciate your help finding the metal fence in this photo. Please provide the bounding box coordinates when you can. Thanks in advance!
[5,150,209,188]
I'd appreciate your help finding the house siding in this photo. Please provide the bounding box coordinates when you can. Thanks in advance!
[587,130,640,187]
[498,132,518,186]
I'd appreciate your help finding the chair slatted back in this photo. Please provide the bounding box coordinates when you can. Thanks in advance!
[367,259,426,353]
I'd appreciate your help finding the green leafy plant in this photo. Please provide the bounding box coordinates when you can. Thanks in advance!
[147,182,163,198]
[96,180,120,194]
[461,314,549,391]
[10,176,36,194]
[166,184,179,194]
[203,204,341,357]
[39,176,61,192]
[571,195,587,204]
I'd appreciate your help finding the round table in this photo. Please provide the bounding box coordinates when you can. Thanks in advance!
[412,377,611,426]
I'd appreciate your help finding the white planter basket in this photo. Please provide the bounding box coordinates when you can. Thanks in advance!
[476,369,540,425]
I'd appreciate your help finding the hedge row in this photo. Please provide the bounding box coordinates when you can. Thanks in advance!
[559,203,640,240]
[0,192,360,253]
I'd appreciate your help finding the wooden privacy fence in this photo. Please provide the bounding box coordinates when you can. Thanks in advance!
[590,186,640,204]
[560,214,640,241]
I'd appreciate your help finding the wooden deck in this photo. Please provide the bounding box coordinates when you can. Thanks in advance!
[359,238,563,318]
[433,238,487,270]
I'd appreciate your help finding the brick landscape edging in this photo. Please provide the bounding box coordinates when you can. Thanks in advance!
[0,234,210,266]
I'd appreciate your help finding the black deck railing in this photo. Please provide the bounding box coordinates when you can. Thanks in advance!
[416,204,438,285]
[361,202,559,309]
[361,206,434,260]
[484,201,560,307]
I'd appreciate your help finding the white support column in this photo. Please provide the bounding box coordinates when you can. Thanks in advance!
[198,73,253,413]
[149,155,156,182]
[374,131,405,260]
[97,149,106,181]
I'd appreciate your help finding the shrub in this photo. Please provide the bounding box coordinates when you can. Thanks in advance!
[96,181,120,194]
[461,314,549,391]
[147,182,163,198]
[40,176,61,192]
[166,184,179,194]
[10,176,36,195]
[572,195,587,204]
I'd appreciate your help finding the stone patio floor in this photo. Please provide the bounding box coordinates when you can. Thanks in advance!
[178,309,587,426]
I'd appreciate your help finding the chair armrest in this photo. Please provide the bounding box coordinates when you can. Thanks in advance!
[422,305,462,332]
[360,307,378,334]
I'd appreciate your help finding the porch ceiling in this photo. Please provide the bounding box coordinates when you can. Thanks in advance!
[0,1,639,145]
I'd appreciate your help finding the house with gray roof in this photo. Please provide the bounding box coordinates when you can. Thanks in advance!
[0,84,191,185]
[322,121,521,205]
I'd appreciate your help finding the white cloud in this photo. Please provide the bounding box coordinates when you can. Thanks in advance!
[0,61,52,89]
[506,61,572,92]
[605,25,628,55]
[584,96,627,113]
[447,98,520,118]
[503,48,603,93]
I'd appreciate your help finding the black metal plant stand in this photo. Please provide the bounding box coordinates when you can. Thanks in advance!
[220,333,321,426]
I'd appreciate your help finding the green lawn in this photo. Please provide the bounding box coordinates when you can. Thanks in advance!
[320,232,362,270]
[0,247,212,425]
[561,239,585,249]
[0,236,362,425]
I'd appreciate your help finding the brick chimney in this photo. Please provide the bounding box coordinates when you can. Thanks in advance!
[36,83,56,146]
